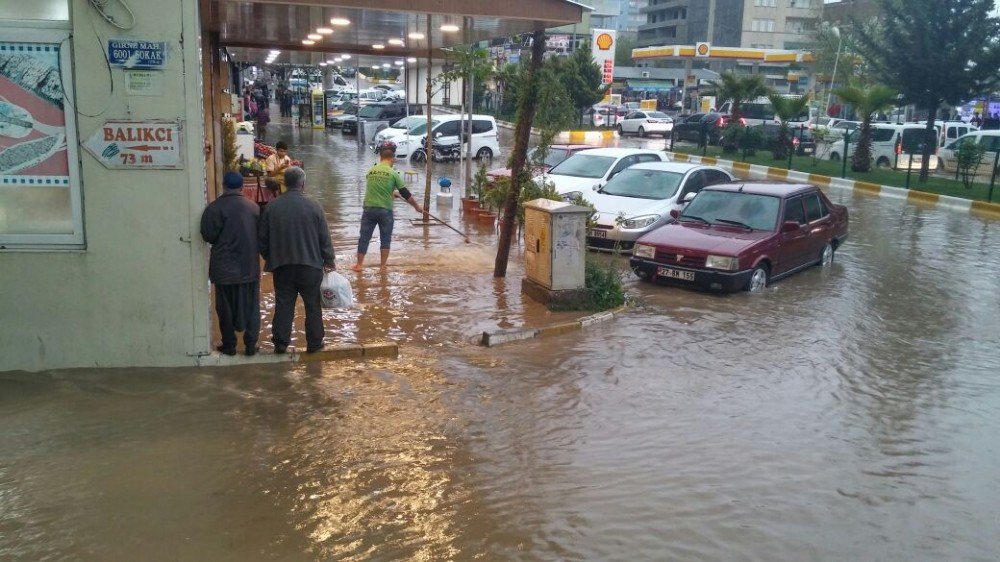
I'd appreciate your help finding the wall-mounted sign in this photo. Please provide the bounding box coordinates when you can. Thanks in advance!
[124,70,162,96]
[591,28,617,86]
[696,42,711,58]
[83,120,184,169]
[107,39,168,69]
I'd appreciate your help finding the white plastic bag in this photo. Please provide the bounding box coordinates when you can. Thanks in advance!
[320,270,354,309]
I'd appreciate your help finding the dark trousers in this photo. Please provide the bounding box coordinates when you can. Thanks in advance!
[271,265,324,349]
[215,281,260,351]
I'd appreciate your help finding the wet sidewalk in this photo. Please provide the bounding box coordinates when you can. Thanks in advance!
[212,120,582,355]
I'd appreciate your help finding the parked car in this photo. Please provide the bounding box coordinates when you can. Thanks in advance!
[536,148,668,197]
[591,105,627,128]
[584,162,734,252]
[757,123,817,156]
[826,123,939,170]
[370,115,431,149]
[386,114,500,162]
[630,182,849,293]
[672,113,727,144]
[342,102,422,135]
[618,110,674,137]
[486,144,592,181]
[938,130,1000,173]
[718,97,811,128]
[327,102,359,128]
[813,118,860,141]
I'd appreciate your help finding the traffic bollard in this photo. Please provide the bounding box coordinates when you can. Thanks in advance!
[842,131,850,179]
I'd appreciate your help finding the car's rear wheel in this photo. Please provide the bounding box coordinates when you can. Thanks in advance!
[830,152,841,162]
[876,157,891,169]
[476,147,493,161]
[638,126,646,138]
[410,150,426,163]
[617,124,624,136]
[745,265,769,293]
[819,242,835,267]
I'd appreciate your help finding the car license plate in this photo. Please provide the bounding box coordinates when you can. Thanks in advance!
[588,229,607,239]
[804,147,814,154]
[657,266,695,281]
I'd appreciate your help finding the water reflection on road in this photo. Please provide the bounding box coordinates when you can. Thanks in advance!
[2,122,999,561]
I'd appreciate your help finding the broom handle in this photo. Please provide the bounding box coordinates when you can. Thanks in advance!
[423,210,469,240]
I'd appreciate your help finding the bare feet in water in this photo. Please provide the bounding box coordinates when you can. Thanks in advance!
[350,263,363,272]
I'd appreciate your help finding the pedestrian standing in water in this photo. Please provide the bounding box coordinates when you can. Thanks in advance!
[352,141,424,272]
[200,171,262,356]
[258,167,336,354]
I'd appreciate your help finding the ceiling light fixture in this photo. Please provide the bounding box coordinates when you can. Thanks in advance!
[372,43,385,49]
[388,38,404,46]
[307,33,322,40]
[341,54,351,59]
[330,17,350,26]
[319,62,327,66]
[382,63,390,68]
[394,60,404,65]
[316,27,333,35]
[406,57,417,63]
[408,32,425,40]
[440,23,460,33]
[302,39,315,46]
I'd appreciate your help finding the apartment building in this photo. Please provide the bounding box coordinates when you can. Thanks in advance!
[618,0,650,39]
[638,0,821,50]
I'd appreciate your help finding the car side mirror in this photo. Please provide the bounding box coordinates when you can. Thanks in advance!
[781,221,801,233]
[669,209,680,219]
[592,183,602,191]
[683,192,697,203]
[434,132,443,138]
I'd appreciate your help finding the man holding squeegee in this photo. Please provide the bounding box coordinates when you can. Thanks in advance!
[352,141,425,272]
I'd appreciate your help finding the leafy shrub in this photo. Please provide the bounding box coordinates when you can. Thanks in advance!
[956,138,986,189]
[583,256,626,311]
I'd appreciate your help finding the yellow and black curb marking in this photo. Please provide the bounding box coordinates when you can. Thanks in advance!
[480,306,629,348]
[669,151,1000,220]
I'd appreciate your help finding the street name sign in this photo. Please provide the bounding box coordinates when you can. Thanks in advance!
[107,39,168,69]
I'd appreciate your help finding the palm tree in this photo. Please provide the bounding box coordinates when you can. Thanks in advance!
[831,85,897,172]
[768,94,812,160]
[712,72,770,122]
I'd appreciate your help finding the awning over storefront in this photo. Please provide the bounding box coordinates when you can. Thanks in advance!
[625,79,676,93]
[202,0,590,65]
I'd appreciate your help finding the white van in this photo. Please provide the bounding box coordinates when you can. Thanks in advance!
[718,96,811,127]
[357,88,385,105]
[917,120,979,148]
[386,114,501,162]
[938,130,1000,173]
[826,123,939,170]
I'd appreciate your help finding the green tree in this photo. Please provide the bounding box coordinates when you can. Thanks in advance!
[768,94,811,160]
[854,0,1000,181]
[711,73,770,123]
[832,84,897,172]
[555,47,605,118]
[615,35,636,66]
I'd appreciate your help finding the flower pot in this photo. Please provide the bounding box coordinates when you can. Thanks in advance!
[475,211,497,224]
[461,197,480,212]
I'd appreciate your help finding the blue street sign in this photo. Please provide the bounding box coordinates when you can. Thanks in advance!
[107,40,168,69]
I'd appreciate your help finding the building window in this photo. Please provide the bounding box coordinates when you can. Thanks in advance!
[789,0,811,7]
[751,19,776,33]
[753,0,777,7]
[0,24,83,249]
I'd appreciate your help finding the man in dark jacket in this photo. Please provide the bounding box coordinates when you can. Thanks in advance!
[200,171,261,356]
[259,166,335,353]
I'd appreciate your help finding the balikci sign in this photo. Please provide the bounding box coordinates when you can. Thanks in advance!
[83,120,184,169]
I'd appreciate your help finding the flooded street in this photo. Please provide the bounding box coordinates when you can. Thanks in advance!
[3,122,1000,561]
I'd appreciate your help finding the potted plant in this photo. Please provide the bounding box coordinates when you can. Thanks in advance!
[464,164,489,212]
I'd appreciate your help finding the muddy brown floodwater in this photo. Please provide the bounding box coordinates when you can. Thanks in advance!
[2,121,1000,561]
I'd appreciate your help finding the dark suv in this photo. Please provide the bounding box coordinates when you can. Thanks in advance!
[672,113,728,145]
[342,103,423,135]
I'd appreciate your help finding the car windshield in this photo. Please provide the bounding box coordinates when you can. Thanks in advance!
[358,106,384,118]
[600,168,684,200]
[407,120,441,135]
[647,111,669,119]
[680,190,781,231]
[547,154,616,178]
[530,147,572,168]
[391,116,424,129]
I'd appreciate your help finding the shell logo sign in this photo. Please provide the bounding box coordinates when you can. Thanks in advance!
[596,33,614,51]
[696,42,711,57]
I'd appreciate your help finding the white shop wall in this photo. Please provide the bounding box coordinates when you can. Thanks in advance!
[0,0,210,372]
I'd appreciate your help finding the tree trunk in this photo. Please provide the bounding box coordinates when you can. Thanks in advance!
[919,104,938,182]
[852,120,873,173]
[422,17,432,223]
[493,29,545,279]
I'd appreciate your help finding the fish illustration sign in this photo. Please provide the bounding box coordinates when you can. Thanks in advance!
[83,120,184,169]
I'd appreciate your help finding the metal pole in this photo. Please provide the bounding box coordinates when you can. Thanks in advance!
[988,149,1000,202]
[842,131,849,179]
[905,146,913,189]
[787,127,795,170]
[824,28,842,120]
[423,15,433,222]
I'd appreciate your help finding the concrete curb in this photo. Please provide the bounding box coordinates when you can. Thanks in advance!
[196,341,399,367]
[668,151,1000,220]
[480,306,629,348]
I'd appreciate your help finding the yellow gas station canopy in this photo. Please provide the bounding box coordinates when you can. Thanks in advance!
[633,44,815,64]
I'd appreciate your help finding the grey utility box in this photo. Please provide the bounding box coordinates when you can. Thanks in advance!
[522,198,591,307]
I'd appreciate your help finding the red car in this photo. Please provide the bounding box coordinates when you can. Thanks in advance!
[486,144,593,181]
[629,183,848,292]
